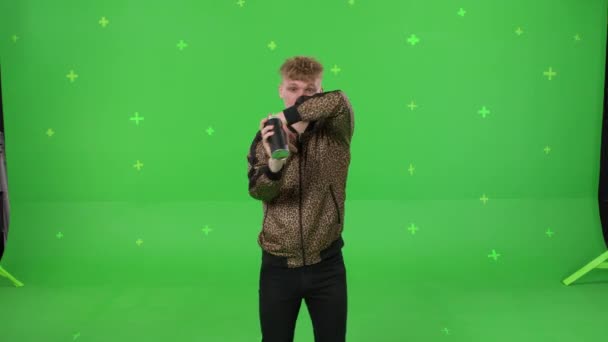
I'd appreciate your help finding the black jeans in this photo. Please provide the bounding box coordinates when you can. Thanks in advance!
[259,249,348,342]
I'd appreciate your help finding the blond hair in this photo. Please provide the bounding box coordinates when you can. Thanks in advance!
[279,56,324,83]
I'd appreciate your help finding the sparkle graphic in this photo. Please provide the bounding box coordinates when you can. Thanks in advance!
[407,101,418,111]
[488,249,501,261]
[177,40,188,50]
[407,34,420,46]
[66,70,78,82]
[99,17,109,28]
[407,223,419,235]
[331,64,341,75]
[478,106,490,118]
[408,164,415,176]
[130,112,144,125]
[543,67,557,81]
[133,160,144,171]
[201,225,213,235]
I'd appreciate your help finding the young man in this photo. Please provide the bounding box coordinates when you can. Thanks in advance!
[247,56,355,341]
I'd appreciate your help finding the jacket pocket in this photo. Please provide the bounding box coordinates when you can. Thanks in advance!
[329,184,341,224]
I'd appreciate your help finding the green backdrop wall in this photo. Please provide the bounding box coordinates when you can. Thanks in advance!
[0,1,607,341]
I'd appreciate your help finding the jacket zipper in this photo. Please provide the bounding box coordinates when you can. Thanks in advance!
[298,135,306,266]
[262,202,268,238]
[330,184,341,224]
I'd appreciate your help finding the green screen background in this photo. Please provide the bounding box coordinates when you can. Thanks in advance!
[1,0,608,341]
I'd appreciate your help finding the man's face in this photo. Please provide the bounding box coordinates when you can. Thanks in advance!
[278,77,323,108]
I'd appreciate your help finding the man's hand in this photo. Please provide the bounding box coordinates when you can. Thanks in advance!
[259,114,293,159]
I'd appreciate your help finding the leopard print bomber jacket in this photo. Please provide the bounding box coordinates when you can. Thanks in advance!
[247,90,355,268]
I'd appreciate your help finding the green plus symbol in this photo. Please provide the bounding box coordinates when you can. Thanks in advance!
[133,160,144,171]
[130,112,144,125]
[407,223,419,235]
[457,8,466,17]
[177,40,188,50]
[201,225,213,235]
[56,232,63,239]
[408,163,415,175]
[543,67,557,80]
[546,228,555,237]
[442,328,450,335]
[488,249,501,261]
[46,128,55,137]
[515,27,524,36]
[407,34,420,46]
[331,64,341,75]
[480,194,489,204]
[73,332,81,340]
[407,100,418,111]
[267,41,277,50]
[11,34,19,43]
[206,126,215,136]
[544,146,551,154]
[236,0,246,7]
[574,34,581,41]
[66,70,78,82]
[136,238,143,246]
[478,106,490,118]
[99,16,109,28]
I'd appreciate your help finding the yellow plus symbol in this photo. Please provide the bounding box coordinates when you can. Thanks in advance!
[133,160,144,171]
[331,64,341,75]
[544,67,557,80]
[407,101,418,111]
[201,225,213,235]
[66,70,78,82]
[99,16,109,28]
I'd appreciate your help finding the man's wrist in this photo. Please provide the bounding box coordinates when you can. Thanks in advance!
[268,158,285,172]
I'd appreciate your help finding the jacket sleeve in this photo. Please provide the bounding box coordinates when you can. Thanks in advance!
[282,90,355,146]
[247,131,283,202]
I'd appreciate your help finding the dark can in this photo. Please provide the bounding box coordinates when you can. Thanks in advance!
[264,116,290,160]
